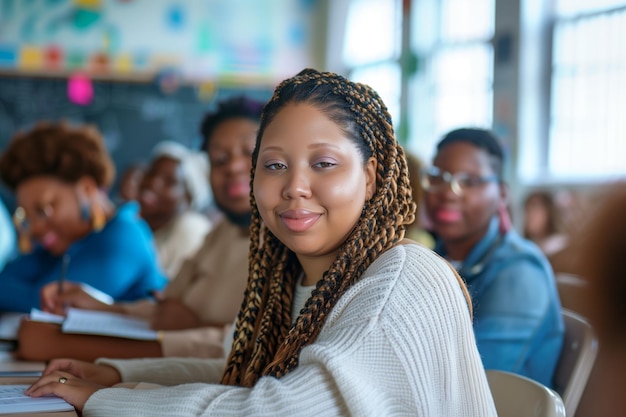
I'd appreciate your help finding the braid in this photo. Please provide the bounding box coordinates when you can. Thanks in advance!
[221,68,416,387]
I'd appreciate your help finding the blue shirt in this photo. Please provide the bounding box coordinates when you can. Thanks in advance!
[434,217,564,387]
[0,202,167,313]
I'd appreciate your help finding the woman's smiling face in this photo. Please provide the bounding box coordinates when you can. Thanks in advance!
[253,103,376,261]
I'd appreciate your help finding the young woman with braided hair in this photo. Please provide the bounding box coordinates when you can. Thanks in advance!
[26,69,496,416]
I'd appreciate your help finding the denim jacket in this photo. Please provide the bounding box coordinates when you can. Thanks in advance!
[434,217,564,387]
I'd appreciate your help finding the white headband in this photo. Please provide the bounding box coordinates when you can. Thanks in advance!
[150,141,212,211]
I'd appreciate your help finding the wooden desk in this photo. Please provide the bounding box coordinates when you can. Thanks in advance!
[0,352,77,417]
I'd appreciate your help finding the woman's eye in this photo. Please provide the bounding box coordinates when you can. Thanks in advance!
[313,161,336,168]
[210,156,228,167]
[265,162,286,170]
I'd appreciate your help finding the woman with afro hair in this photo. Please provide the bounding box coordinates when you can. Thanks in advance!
[0,122,167,313]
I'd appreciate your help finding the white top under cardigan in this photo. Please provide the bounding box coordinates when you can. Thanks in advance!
[88,244,497,416]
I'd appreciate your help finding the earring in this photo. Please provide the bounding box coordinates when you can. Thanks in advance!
[498,203,512,234]
[12,207,32,253]
[17,230,32,253]
[91,203,105,232]
[80,202,90,221]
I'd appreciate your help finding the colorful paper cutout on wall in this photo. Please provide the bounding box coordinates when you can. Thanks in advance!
[19,46,43,69]
[44,45,63,70]
[0,45,18,67]
[67,72,94,105]
[115,53,133,73]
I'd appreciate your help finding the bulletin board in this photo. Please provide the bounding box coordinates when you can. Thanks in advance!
[0,0,315,84]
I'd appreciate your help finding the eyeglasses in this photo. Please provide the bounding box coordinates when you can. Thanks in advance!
[420,166,499,196]
[12,203,54,231]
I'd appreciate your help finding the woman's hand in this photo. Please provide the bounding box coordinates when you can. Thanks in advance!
[42,359,122,386]
[150,298,203,330]
[25,371,105,411]
[40,281,110,315]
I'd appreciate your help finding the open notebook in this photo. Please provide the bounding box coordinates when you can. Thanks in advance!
[0,385,73,414]
[29,308,159,341]
[0,312,26,341]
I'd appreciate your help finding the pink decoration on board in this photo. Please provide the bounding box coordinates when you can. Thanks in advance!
[44,45,63,70]
[67,72,94,106]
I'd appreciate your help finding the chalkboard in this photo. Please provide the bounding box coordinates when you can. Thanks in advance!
[0,75,272,206]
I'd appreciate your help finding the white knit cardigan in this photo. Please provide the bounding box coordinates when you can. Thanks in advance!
[88,244,496,416]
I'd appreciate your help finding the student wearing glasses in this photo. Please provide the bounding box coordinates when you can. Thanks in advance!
[422,127,564,388]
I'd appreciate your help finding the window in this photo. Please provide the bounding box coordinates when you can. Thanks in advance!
[337,0,494,160]
[407,0,495,162]
[548,0,626,180]
[341,0,403,129]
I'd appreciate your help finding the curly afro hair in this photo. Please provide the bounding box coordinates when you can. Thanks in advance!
[0,121,115,191]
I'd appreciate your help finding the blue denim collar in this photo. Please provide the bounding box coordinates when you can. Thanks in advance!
[435,216,503,280]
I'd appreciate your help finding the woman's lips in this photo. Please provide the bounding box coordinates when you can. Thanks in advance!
[434,209,462,223]
[279,210,321,232]
[39,232,59,249]
[226,182,250,199]
[139,190,157,207]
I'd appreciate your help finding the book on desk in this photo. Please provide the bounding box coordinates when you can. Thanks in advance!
[1,308,159,342]
[10,308,163,362]
[0,385,73,414]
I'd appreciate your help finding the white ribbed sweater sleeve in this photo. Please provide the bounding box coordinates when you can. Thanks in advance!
[86,244,496,416]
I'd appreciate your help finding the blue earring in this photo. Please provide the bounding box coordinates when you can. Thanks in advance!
[80,202,90,221]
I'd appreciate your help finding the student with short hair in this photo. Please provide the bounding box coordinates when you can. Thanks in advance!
[422,127,564,387]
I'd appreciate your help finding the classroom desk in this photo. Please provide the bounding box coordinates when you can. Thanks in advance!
[0,352,78,417]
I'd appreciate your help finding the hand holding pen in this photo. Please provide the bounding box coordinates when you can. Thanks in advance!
[58,254,70,297]
[38,254,71,315]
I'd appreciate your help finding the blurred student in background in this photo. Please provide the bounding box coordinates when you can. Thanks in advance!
[422,127,563,387]
[543,188,591,276]
[40,96,263,358]
[404,151,435,249]
[138,141,213,280]
[566,181,626,417]
[0,122,167,313]
[523,190,568,257]
[115,163,144,205]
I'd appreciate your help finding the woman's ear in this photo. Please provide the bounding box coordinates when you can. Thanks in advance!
[498,183,512,233]
[76,176,99,197]
[365,157,377,201]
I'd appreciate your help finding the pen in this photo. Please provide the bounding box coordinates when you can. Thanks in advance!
[58,254,70,296]
[146,289,164,302]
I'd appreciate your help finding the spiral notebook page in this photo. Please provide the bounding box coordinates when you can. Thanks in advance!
[0,385,73,413]
[61,308,159,341]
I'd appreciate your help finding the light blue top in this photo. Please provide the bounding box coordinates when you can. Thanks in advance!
[0,202,167,313]
[0,199,16,270]
[434,216,564,388]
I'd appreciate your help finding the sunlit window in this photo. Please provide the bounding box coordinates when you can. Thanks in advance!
[555,0,626,16]
[342,0,402,129]
[549,1,626,179]
[342,0,401,67]
[408,0,494,162]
